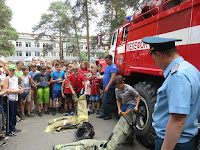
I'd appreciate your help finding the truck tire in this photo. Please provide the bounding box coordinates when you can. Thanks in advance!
[195,128,200,150]
[134,81,160,148]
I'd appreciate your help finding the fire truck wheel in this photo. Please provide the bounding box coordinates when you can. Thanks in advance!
[134,81,159,148]
[195,129,200,150]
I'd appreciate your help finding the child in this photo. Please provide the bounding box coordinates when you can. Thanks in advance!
[0,88,10,145]
[33,65,51,117]
[28,63,39,113]
[50,63,65,115]
[46,65,53,111]
[79,61,90,75]
[89,69,101,114]
[61,71,73,116]
[60,59,65,72]
[64,61,70,73]
[112,75,141,115]
[97,64,104,76]
[85,74,91,114]
[19,66,33,119]
[3,64,24,136]
[69,65,87,98]
[15,61,24,77]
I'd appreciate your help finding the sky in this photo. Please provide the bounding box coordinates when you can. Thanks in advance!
[5,0,101,36]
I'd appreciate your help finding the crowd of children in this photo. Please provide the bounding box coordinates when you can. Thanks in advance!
[0,56,141,147]
[0,58,104,146]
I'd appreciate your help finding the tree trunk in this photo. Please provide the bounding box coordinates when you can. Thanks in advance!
[85,0,90,62]
[59,29,63,60]
[73,18,82,61]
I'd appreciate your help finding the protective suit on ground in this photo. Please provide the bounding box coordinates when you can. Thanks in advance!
[53,109,136,150]
[45,95,88,133]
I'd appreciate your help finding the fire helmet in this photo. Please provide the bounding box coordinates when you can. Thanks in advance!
[75,122,95,140]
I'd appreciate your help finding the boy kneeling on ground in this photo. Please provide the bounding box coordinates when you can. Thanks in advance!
[113,75,141,115]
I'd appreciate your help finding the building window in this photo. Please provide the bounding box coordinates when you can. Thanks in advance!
[35,52,40,56]
[16,51,22,56]
[51,52,56,57]
[25,42,31,47]
[35,43,40,48]
[16,42,22,47]
[43,43,48,48]
[26,51,31,56]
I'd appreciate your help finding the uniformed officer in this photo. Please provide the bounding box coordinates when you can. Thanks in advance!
[142,36,200,150]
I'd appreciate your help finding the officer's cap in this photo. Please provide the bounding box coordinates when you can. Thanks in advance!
[142,36,182,55]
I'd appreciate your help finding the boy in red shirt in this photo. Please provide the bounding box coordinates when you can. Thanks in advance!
[69,65,87,98]
[89,69,102,114]
[61,71,73,116]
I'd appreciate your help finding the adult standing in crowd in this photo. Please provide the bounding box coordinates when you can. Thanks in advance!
[31,57,38,64]
[37,56,46,71]
[97,54,118,120]
[142,36,200,150]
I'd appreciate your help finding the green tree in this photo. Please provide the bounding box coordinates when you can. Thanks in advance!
[98,0,146,42]
[33,1,72,60]
[0,0,18,57]
[74,0,97,62]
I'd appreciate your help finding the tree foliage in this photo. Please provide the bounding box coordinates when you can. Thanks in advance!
[33,1,72,60]
[98,0,146,42]
[0,0,18,57]
[73,0,98,62]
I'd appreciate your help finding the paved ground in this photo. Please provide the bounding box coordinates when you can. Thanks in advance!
[1,112,153,150]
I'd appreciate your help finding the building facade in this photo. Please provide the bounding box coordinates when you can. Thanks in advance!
[5,33,107,63]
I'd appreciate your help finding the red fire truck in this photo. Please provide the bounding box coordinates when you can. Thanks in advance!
[109,0,200,147]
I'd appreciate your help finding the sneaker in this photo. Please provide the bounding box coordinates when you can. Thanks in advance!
[52,110,56,116]
[0,141,8,147]
[8,131,16,137]
[96,110,100,115]
[45,110,50,115]
[70,112,74,115]
[21,115,25,121]
[96,115,105,118]
[64,112,68,116]
[0,136,9,141]
[91,109,95,114]
[103,116,112,120]
[16,116,23,122]
[38,112,42,117]
[13,128,21,133]
[58,108,64,114]
[0,134,9,141]
[27,112,34,117]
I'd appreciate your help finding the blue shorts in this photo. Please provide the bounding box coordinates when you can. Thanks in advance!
[91,94,100,101]
[50,89,53,99]
[121,104,135,112]
[52,90,62,99]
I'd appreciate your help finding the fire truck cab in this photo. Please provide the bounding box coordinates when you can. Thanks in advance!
[110,0,200,147]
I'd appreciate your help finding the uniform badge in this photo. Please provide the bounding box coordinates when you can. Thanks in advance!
[171,64,179,74]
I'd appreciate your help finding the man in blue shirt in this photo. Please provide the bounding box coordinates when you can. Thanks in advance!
[142,36,200,150]
[97,54,118,120]
[50,63,65,115]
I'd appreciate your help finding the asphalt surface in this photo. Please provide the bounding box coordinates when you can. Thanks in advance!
[1,111,153,150]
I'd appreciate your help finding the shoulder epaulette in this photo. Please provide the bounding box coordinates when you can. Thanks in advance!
[171,63,179,74]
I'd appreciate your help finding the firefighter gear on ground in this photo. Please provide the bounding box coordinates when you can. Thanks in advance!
[53,139,107,150]
[45,95,88,133]
[75,122,95,140]
[53,109,136,150]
